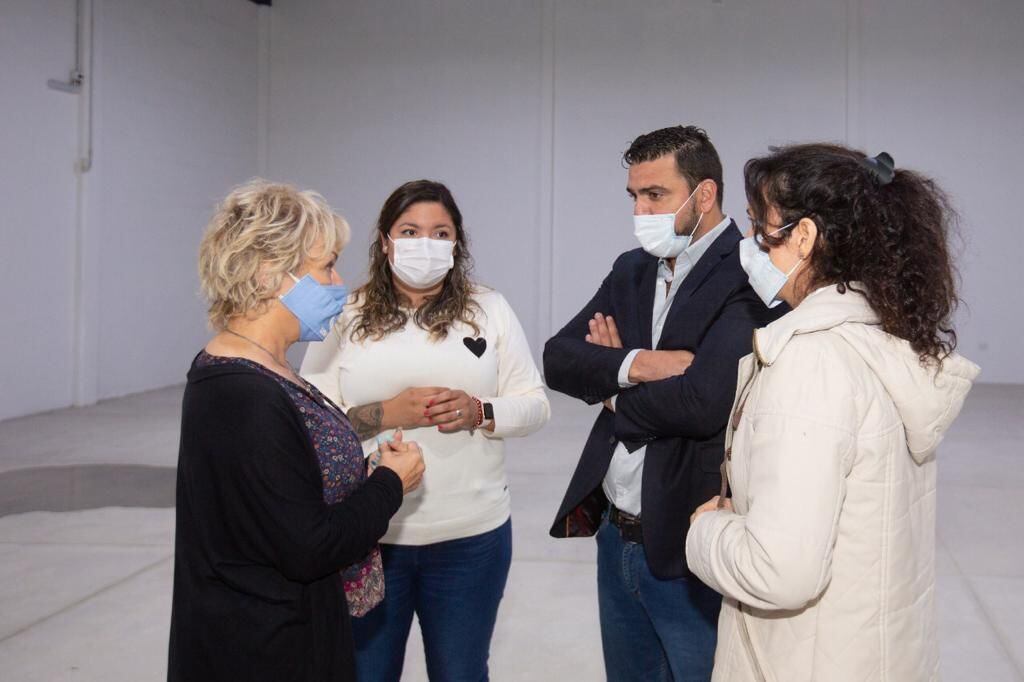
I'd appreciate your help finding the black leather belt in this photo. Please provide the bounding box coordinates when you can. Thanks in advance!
[608,504,644,544]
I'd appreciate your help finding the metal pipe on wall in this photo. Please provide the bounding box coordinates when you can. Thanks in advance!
[71,0,96,406]
[76,0,94,174]
[46,0,93,172]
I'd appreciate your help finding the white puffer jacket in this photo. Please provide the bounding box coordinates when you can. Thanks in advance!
[686,285,979,682]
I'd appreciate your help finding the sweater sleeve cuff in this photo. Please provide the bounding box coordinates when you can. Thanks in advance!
[479,393,551,440]
[686,510,727,594]
[368,466,404,514]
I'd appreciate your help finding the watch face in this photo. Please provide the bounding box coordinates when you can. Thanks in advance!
[483,402,494,420]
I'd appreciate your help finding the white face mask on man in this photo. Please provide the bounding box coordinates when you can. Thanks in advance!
[388,236,456,289]
[632,183,704,258]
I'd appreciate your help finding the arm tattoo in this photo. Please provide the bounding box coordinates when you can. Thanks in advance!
[348,402,384,441]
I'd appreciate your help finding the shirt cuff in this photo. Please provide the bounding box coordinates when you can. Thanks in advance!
[618,349,642,388]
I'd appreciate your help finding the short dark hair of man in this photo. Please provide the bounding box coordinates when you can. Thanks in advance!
[623,125,724,206]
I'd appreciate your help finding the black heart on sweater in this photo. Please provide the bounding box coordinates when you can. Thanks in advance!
[463,337,487,358]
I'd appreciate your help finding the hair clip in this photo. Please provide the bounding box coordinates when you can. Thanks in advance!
[860,152,895,186]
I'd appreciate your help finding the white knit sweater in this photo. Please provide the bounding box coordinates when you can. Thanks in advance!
[300,288,550,545]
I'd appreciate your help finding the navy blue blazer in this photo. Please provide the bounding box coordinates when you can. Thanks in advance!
[545,222,787,579]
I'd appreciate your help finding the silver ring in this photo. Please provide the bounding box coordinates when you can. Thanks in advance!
[456,409,462,418]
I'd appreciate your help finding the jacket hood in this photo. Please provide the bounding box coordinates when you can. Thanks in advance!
[754,285,980,463]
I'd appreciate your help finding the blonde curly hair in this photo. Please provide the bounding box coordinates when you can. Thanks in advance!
[198,179,350,330]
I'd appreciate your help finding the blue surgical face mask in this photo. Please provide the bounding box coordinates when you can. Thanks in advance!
[278,273,348,341]
[738,222,802,308]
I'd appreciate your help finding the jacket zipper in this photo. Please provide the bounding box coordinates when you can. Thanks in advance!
[719,355,759,505]
[732,337,770,681]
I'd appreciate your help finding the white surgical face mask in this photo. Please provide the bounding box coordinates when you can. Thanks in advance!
[388,236,455,289]
[738,222,801,308]
[632,183,704,258]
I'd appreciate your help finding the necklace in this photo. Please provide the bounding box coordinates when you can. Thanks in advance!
[224,330,349,425]
[224,328,296,375]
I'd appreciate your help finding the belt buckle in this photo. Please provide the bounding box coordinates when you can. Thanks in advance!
[610,505,642,544]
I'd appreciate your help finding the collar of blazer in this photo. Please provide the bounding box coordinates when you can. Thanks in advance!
[674,220,742,299]
[646,221,742,339]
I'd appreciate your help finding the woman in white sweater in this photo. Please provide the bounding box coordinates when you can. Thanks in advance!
[301,179,549,682]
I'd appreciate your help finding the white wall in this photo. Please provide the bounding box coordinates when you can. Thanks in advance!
[0,0,262,421]
[549,0,850,327]
[270,0,1024,383]
[91,0,261,399]
[3,0,1021,421]
[267,0,550,357]
[0,1,80,419]
[854,0,1024,382]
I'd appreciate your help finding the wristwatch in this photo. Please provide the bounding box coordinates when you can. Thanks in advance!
[472,397,495,430]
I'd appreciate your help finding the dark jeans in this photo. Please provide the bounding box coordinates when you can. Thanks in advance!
[597,515,721,682]
[352,518,513,682]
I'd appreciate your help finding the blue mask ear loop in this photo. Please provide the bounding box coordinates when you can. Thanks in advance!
[277,272,302,301]
[672,182,706,250]
[765,221,795,239]
[755,221,797,250]
[673,182,702,217]
[783,254,804,278]
[770,221,805,279]
[755,220,803,295]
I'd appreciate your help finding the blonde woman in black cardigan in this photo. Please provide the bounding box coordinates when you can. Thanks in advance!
[168,180,423,682]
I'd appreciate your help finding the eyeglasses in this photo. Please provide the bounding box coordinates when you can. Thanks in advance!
[747,217,798,248]
[747,215,792,232]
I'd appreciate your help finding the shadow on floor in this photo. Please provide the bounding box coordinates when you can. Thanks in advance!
[0,465,175,516]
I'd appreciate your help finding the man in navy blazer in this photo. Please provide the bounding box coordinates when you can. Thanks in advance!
[546,126,786,681]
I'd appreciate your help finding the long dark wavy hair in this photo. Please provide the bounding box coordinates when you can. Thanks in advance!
[351,180,481,342]
[745,143,959,365]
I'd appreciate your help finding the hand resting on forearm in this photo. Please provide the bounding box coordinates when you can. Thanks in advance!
[626,349,694,383]
[583,313,694,412]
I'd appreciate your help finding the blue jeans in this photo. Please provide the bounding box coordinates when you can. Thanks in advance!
[597,516,721,682]
[352,518,512,682]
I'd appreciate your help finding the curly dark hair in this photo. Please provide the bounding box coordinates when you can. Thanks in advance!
[745,143,959,365]
[622,125,724,206]
[350,179,481,342]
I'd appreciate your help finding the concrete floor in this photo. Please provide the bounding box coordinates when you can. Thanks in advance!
[0,384,1022,681]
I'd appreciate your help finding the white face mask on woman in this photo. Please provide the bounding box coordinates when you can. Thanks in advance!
[388,236,455,289]
[632,183,704,258]
[738,221,802,308]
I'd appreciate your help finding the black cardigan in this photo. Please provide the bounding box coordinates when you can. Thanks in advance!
[168,358,403,682]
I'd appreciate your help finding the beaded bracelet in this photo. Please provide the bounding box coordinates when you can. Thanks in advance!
[471,396,484,428]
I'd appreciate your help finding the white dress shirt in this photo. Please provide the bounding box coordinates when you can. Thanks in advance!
[602,216,731,516]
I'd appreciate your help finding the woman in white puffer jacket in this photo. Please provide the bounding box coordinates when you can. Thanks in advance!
[686,144,979,682]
